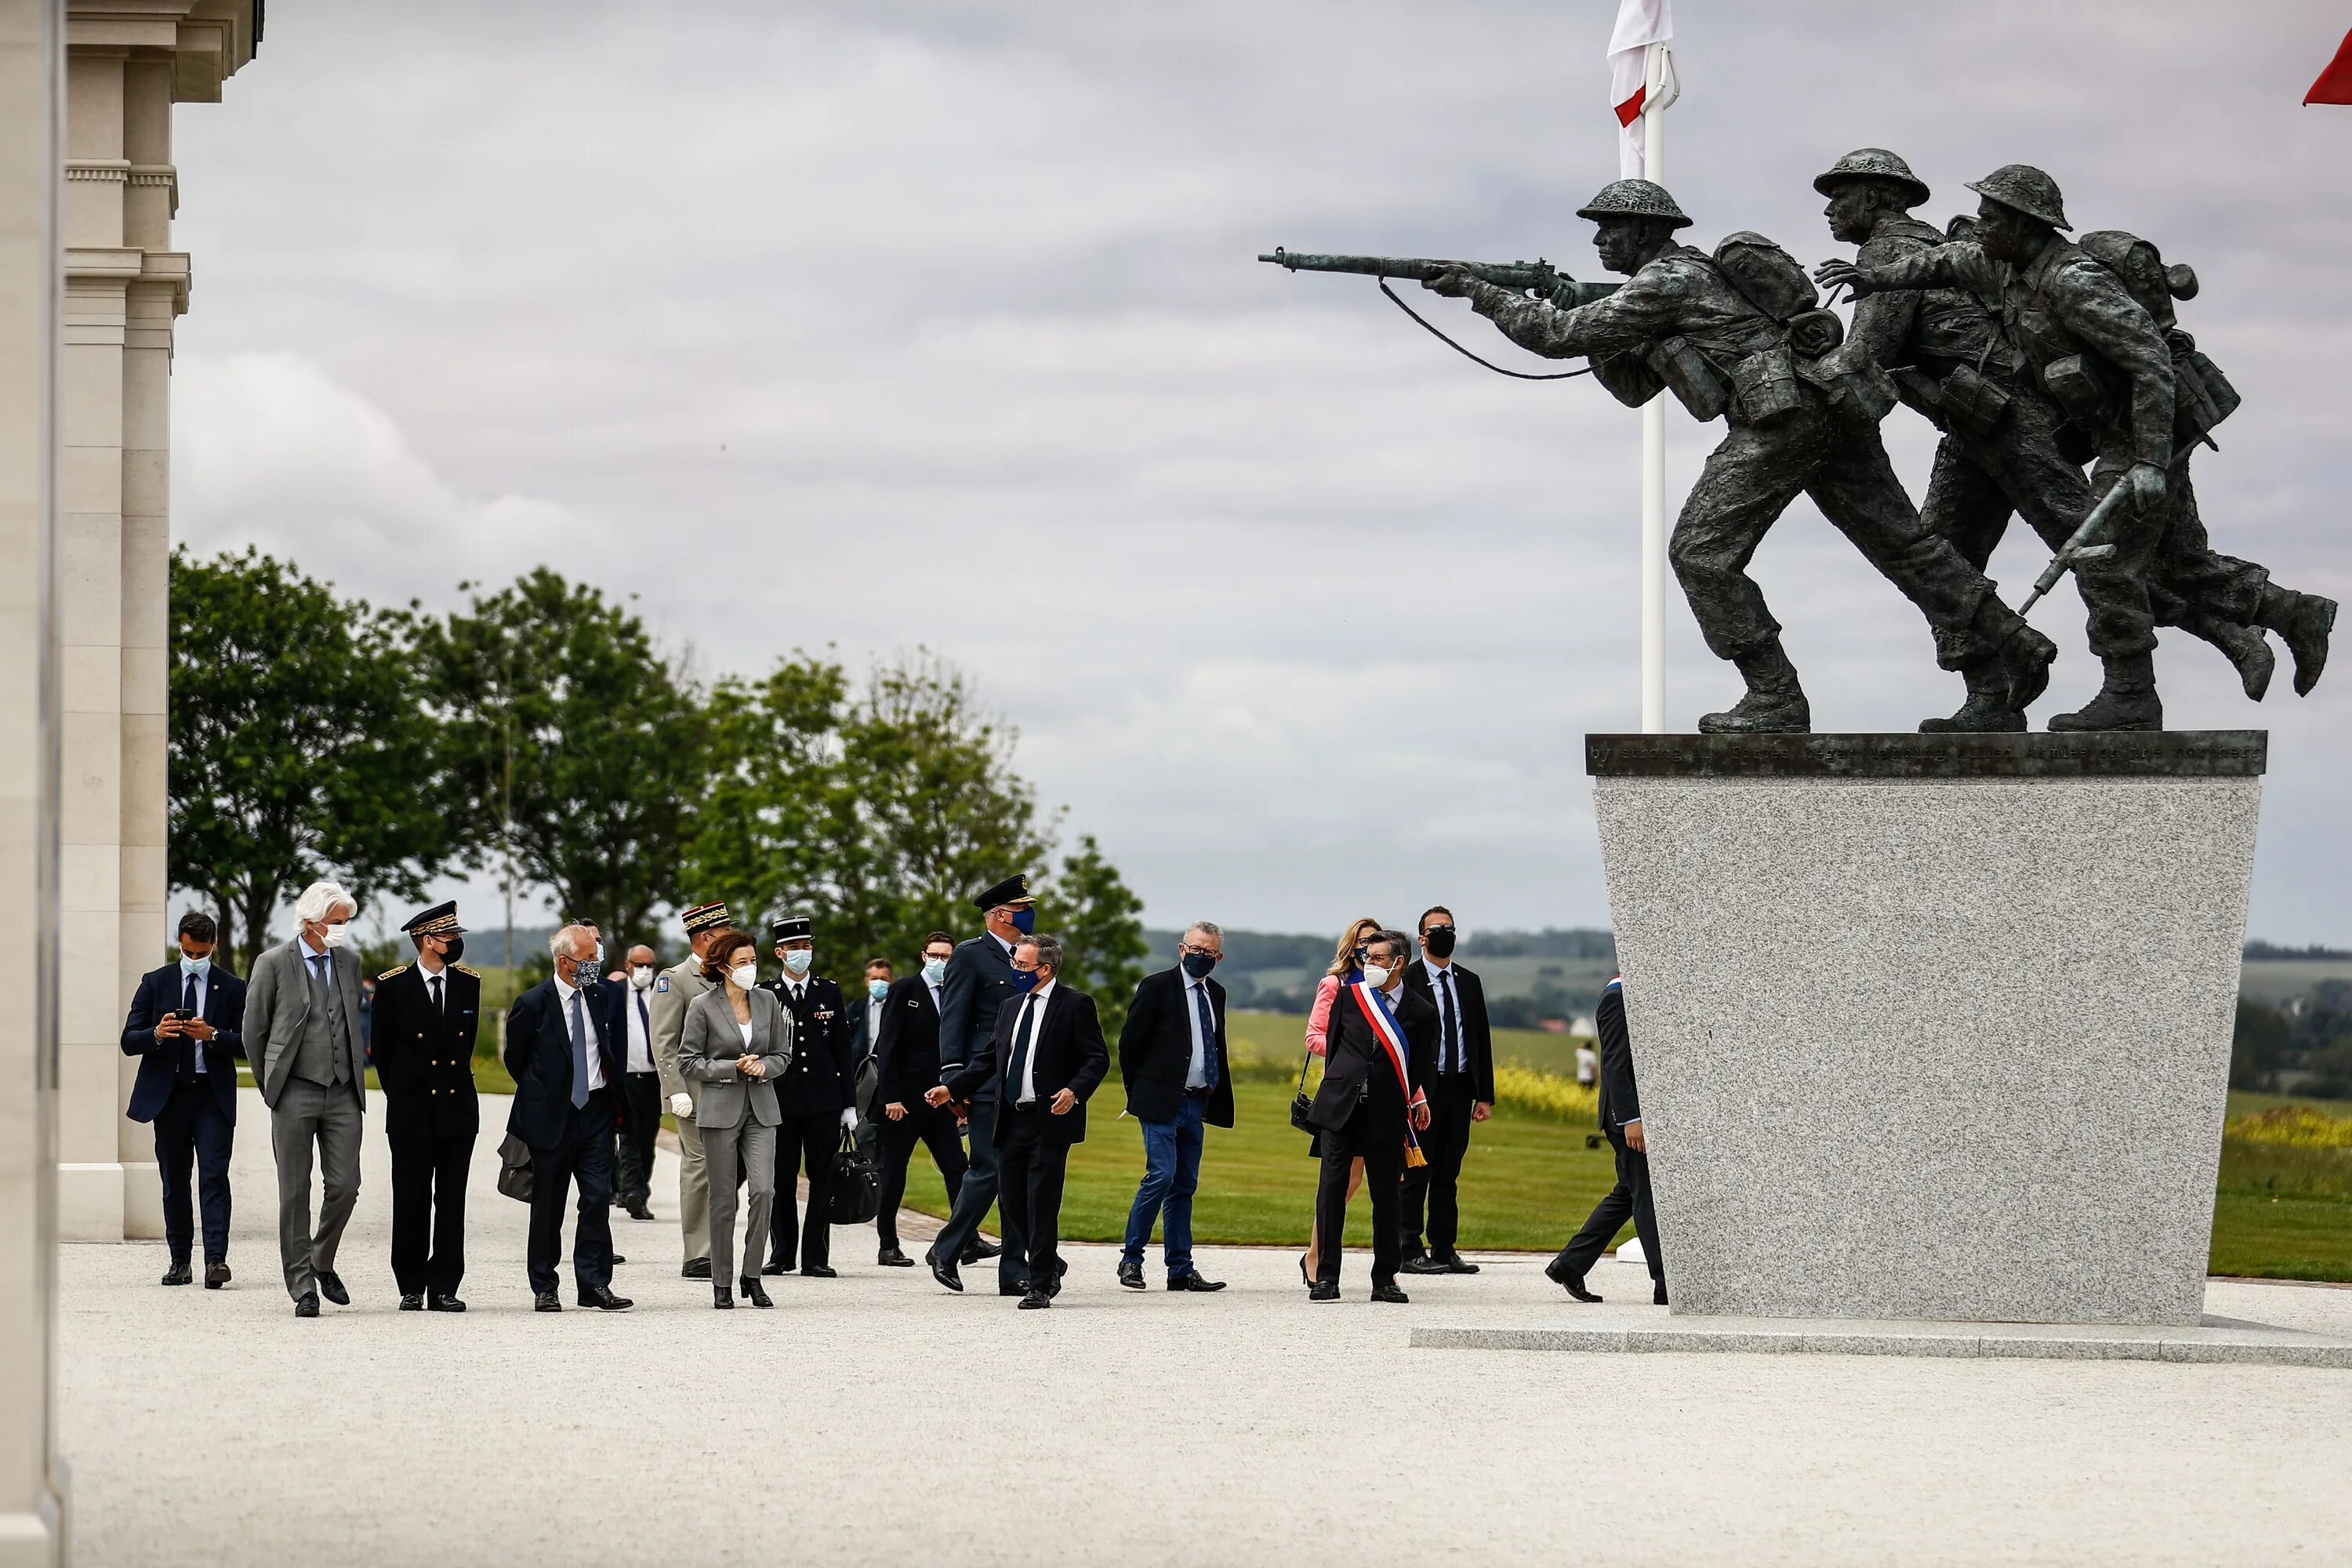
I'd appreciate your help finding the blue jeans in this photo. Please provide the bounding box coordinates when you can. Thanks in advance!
[1122,1091,1207,1277]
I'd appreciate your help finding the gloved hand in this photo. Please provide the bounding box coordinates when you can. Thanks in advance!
[840,1108,859,1130]
[669,1091,693,1119]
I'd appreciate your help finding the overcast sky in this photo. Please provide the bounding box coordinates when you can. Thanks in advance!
[166,1,2352,946]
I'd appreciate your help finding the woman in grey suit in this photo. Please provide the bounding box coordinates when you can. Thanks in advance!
[678,931,793,1308]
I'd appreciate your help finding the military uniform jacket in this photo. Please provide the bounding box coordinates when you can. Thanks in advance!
[937,931,1020,1103]
[1849,216,2010,384]
[761,975,855,1116]
[371,961,481,1140]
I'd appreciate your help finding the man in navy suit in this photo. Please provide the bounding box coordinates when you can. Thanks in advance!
[120,909,246,1288]
[871,933,967,1267]
[920,873,1032,1294]
[503,924,633,1312]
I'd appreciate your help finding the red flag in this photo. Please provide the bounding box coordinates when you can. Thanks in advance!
[2307,27,2352,104]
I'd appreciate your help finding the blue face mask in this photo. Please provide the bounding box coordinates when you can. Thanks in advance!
[922,956,949,986]
[180,953,210,976]
[1011,967,1040,993]
[1010,907,1036,935]
[868,978,890,1000]
[1181,951,1218,979]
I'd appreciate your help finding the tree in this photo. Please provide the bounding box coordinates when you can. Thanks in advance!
[167,546,450,967]
[1040,833,1148,1039]
[415,570,703,953]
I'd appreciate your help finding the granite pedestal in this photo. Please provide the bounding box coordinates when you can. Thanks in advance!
[1587,731,2263,1327]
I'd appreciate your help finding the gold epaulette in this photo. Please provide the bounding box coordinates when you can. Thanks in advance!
[377,964,410,982]
[454,963,481,978]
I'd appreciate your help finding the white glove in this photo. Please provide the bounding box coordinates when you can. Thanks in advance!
[669,1091,694,1118]
[840,1108,859,1130]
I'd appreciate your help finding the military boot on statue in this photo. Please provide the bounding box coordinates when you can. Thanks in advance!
[2049,652,2162,732]
[1919,662,2024,733]
[2256,585,2336,696]
[2179,610,2275,702]
[1987,617,2058,715]
[1698,640,1810,735]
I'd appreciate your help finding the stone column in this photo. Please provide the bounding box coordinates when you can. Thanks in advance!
[55,0,254,1242]
[0,2,65,1563]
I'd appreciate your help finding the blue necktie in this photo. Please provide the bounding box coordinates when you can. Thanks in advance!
[1192,982,1218,1092]
[568,986,591,1108]
[1008,996,1038,1103]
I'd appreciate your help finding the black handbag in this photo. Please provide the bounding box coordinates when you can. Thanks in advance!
[827,1126,882,1225]
[1289,1044,1318,1134]
[495,1132,534,1203]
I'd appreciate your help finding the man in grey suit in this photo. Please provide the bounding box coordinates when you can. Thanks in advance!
[242,880,368,1318]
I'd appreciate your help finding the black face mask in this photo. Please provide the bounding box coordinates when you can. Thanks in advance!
[1181,951,1218,979]
[1424,927,1457,960]
[442,936,465,966]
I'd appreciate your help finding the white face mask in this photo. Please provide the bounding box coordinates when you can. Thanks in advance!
[321,922,352,949]
[1360,964,1391,989]
[728,963,759,990]
[922,956,948,985]
[630,965,654,990]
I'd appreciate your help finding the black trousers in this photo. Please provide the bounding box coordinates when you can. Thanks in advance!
[389,1131,474,1296]
[615,1071,662,1206]
[152,1081,232,1265]
[768,1111,840,1270]
[996,1102,1070,1292]
[1553,1131,1661,1285]
[527,1088,616,1295]
[875,1100,968,1249]
[1316,1098,1406,1288]
[1399,1074,1476,1258]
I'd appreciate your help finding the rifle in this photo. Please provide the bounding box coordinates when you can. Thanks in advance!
[2018,443,2190,615]
[1258,249,1620,311]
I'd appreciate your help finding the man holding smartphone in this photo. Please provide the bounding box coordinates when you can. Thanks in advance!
[120,910,247,1288]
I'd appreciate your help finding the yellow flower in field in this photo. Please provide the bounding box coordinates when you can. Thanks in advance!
[2225,1105,2352,1149]
[1491,1063,1599,1125]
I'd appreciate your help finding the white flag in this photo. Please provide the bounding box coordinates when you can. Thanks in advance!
[1609,0,1674,178]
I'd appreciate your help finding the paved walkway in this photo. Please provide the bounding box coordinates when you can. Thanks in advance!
[59,1090,2352,1566]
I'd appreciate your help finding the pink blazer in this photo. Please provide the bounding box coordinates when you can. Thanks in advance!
[1304,974,1342,1057]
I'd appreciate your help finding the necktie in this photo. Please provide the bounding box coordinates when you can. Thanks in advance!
[1009,995,1039,1103]
[636,992,650,1055]
[568,986,591,1108]
[430,973,444,1014]
[1192,982,1219,1092]
[1439,971,1460,1075]
[180,973,201,1083]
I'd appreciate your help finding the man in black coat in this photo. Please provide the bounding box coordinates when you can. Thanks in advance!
[372,901,483,1312]
[1305,929,1436,1303]
[1399,905,1496,1275]
[920,873,1033,1294]
[504,924,633,1312]
[942,933,1109,1310]
[871,933,967,1266]
[762,915,858,1277]
[119,909,245,1288]
[1115,921,1232,1293]
[1547,975,1664,1305]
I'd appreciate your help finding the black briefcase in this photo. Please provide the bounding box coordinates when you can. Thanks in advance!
[827,1127,881,1225]
[495,1133,534,1203]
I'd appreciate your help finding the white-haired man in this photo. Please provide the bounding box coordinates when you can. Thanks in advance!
[243,879,369,1317]
[503,924,633,1311]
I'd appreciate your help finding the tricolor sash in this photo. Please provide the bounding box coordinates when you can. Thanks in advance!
[1350,982,1428,1168]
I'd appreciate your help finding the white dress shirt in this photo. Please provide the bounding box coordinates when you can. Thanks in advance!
[553,975,606,1090]
[623,982,655,1073]
[866,993,885,1045]
[1011,977,1055,1105]
[1182,971,1213,1090]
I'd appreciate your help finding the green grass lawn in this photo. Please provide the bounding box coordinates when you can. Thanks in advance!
[1224,1008,1596,1080]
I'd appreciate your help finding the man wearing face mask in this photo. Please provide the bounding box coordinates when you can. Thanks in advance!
[504,924,633,1312]
[651,901,733,1279]
[871,935,967,1268]
[242,879,370,1317]
[611,942,665,1223]
[1303,929,1436,1304]
[370,902,481,1312]
[120,910,246,1289]
[1399,906,1495,1276]
[920,873,1034,1294]
[760,916,859,1278]
[1113,921,1232,1293]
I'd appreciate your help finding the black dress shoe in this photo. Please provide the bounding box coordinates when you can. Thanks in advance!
[398,1294,424,1312]
[427,1292,466,1312]
[624,1198,655,1221]
[161,1261,192,1287]
[1544,1256,1602,1303]
[1401,1254,1451,1276]
[316,1272,349,1306]
[926,1248,963,1293]
[1654,1282,1669,1306]
[610,1254,626,1265]
[877,1247,914,1268]
[1000,1279,1031,1298]
[1399,1250,1428,1272]
[1370,1282,1411,1305]
[681,1257,712,1279]
[1017,1287,1051,1310]
[294,1291,320,1318]
[1167,1272,1227,1293]
[802,1264,837,1279]
[739,1277,774,1308]
[1307,1281,1340,1302]
[579,1285,633,1311]
[1442,1255,1481,1275]
[533,1290,562,1312]
[204,1261,230,1290]
[1117,1259,1146,1290]
[760,1260,789,1276]
[713,1286,735,1310]
[964,1238,1001,1263]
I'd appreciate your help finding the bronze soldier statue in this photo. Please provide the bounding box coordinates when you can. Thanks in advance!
[1424,179,2056,734]
[1817,164,2334,730]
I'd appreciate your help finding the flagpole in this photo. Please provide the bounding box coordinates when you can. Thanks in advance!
[1638,42,1675,735]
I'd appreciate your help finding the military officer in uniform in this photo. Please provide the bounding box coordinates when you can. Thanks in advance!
[761,915,859,1278]
[651,900,733,1279]
[372,901,481,1311]
[920,873,1032,1294]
